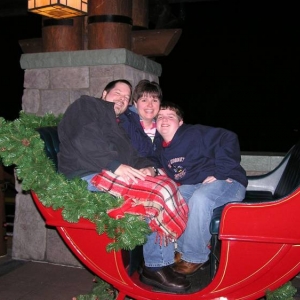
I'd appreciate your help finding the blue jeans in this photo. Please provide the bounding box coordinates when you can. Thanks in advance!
[178,179,246,264]
[81,173,175,268]
[81,173,100,192]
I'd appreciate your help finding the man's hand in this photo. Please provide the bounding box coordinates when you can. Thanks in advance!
[114,164,147,184]
[202,176,217,184]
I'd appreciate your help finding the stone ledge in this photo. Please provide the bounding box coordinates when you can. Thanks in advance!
[241,154,284,175]
[20,49,162,76]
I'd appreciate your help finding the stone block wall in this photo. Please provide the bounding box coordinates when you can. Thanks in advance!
[241,154,284,176]
[20,49,161,116]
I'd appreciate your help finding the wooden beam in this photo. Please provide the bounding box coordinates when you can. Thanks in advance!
[131,28,182,57]
[19,38,43,54]
[19,28,182,57]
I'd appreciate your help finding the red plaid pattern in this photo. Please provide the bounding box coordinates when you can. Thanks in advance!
[91,170,188,243]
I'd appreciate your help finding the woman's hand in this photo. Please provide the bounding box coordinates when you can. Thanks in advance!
[139,167,155,177]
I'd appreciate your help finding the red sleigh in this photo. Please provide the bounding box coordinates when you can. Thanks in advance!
[31,127,300,300]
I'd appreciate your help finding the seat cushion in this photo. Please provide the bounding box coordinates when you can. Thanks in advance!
[210,204,226,235]
[244,190,274,202]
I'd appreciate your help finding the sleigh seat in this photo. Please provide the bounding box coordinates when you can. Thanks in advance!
[210,139,300,279]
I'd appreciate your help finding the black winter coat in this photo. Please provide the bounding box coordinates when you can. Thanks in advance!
[57,95,153,179]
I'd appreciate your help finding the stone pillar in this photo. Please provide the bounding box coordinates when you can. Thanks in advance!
[0,164,7,257]
[88,0,133,50]
[13,49,162,266]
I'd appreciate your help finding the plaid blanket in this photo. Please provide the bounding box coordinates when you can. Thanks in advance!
[91,170,188,243]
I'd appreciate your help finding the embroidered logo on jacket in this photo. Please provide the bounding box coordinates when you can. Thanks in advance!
[168,157,186,180]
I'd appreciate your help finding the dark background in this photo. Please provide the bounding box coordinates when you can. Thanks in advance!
[156,1,299,153]
[0,0,299,152]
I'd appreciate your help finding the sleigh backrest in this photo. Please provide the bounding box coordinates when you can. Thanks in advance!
[36,126,60,171]
[273,140,300,199]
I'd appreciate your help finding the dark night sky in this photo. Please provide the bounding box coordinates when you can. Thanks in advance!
[0,12,41,120]
[0,0,299,152]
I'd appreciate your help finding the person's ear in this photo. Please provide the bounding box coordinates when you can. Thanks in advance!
[102,90,107,99]
[179,120,183,126]
[133,101,138,108]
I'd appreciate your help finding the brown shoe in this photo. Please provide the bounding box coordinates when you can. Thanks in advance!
[140,265,191,293]
[172,260,205,276]
[174,251,182,264]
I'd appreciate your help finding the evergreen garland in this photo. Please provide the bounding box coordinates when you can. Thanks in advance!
[75,276,118,300]
[0,111,151,252]
[265,281,297,300]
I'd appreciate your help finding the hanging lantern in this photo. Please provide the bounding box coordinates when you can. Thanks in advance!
[28,0,88,19]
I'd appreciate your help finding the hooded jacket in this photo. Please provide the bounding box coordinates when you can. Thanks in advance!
[157,123,248,187]
[57,95,153,179]
[119,105,162,166]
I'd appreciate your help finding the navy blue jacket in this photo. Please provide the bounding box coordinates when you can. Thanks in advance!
[156,124,248,187]
[119,106,162,166]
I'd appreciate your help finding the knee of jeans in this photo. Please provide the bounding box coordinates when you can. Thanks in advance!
[178,185,195,200]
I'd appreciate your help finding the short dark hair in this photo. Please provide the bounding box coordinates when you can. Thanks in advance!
[132,80,163,103]
[104,79,132,95]
[159,101,184,121]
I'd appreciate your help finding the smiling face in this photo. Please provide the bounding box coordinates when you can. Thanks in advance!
[156,108,183,142]
[134,93,160,125]
[102,82,131,116]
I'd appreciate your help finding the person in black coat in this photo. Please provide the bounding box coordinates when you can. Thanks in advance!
[57,80,191,293]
